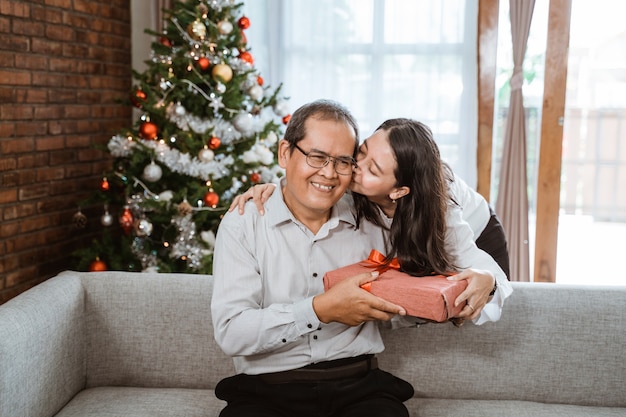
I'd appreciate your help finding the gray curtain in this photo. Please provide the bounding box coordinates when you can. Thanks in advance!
[495,0,536,282]
[156,0,173,30]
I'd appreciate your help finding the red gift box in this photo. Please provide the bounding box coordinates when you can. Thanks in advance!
[323,250,468,322]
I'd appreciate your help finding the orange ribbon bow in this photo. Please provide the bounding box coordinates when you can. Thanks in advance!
[360,250,400,292]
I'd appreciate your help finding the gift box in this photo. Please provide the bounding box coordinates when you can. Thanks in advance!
[323,250,468,322]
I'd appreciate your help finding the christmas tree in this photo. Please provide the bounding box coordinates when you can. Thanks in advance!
[74,0,289,274]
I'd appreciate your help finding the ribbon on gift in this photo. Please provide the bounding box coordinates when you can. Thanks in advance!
[360,250,400,292]
[361,249,400,272]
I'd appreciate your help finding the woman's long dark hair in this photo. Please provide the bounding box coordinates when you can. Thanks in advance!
[354,118,455,276]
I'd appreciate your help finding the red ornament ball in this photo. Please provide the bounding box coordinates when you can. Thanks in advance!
[160,37,172,48]
[131,89,147,108]
[119,206,134,235]
[89,257,107,272]
[139,121,158,140]
[203,191,220,207]
[238,16,250,30]
[250,172,261,183]
[208,136,221,150]
[239,51,254,65]
[282,114,291,125]
[257,76,264,86]
[100,177,110,191]
[198,57,210,71]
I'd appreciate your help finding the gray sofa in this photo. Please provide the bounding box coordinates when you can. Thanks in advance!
[0,270,624,417]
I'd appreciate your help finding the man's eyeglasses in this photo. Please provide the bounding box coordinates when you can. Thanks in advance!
[293,144,357,176]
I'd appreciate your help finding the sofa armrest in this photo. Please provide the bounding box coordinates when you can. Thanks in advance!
[0,271,86,417]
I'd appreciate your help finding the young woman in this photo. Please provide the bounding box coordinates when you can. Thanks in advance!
[231,118,512,323]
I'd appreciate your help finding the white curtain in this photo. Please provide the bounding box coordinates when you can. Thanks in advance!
[244,0,479,185]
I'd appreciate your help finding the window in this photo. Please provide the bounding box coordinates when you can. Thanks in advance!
[244,0,479,184]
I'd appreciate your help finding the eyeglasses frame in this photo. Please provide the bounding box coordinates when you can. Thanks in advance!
[292,143,357,176]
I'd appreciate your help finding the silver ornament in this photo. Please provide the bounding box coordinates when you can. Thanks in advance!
[232,112,253,134]
[101,208,113,226]
[198,148,215,162]
[217,20,233,35]
[142,162,163,182]
[248,85,263,101]
[134,219,153,237]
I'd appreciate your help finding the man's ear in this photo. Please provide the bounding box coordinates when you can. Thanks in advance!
[277,140,290,169]
[389,186,410,201]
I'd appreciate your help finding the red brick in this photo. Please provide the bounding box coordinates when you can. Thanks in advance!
[0,70,31,86]
[15,121,48,136]
[18,183,49,201]
[33,106,64,120]
[15,54,48,71]
[0,1,31,18]
[45,24,75,42]
[17,153,48,169]
[12,19,45,36]
[0,158,17,172]
[31,72,65,87]
[0,52,15,68]
[0,122,16,138]
[15,89,48,104]
[19,215,51,233]
[3,203,37,220]
[6,265,39,288]
[0,189,17,204]
[31,37,63,55]
[1,171,19,187]
[0,105,34,120]
[0,16,11,33]
[36,166,66,182]
[31,6,63,23]
[36,136,65,151]
[0,138,35,154]
[64,106,90,119]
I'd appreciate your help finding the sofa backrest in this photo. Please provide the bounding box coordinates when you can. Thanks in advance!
[81,271,235,389]
[0,272,87,417]
[377,282,626,407]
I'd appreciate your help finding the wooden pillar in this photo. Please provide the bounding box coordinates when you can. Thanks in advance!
[476,0,500,201]
[533,0,572,282]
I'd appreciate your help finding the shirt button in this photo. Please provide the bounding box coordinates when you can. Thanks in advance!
[313,335,318,340]
[307,323,312,328]
[312,273,318,277]
[282,339,287,343]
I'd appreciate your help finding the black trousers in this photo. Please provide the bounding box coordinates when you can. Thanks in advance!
[215,368,414,417]
[475,207,510,280]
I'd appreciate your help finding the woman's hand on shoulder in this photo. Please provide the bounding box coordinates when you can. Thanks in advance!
[228,183,277,215]
[447,269,495,320]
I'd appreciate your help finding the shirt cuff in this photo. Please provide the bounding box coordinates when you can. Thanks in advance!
[293,296,322,334]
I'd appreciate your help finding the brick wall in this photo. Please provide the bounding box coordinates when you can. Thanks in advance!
[0,0,132,304]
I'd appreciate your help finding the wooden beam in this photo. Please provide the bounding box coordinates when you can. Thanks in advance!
[476,0,499,202]
[533,0,572,282]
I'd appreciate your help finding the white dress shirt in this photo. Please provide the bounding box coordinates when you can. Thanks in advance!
[211,184,388,375]
[448,174,491,239]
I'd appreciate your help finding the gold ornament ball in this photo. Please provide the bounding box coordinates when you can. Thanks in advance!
[187,20,206,40]
[212,63,233,83]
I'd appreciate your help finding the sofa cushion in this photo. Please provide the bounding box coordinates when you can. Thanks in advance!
[54,387,224,417]
[406,398,626,417]
[80,271,234,389]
